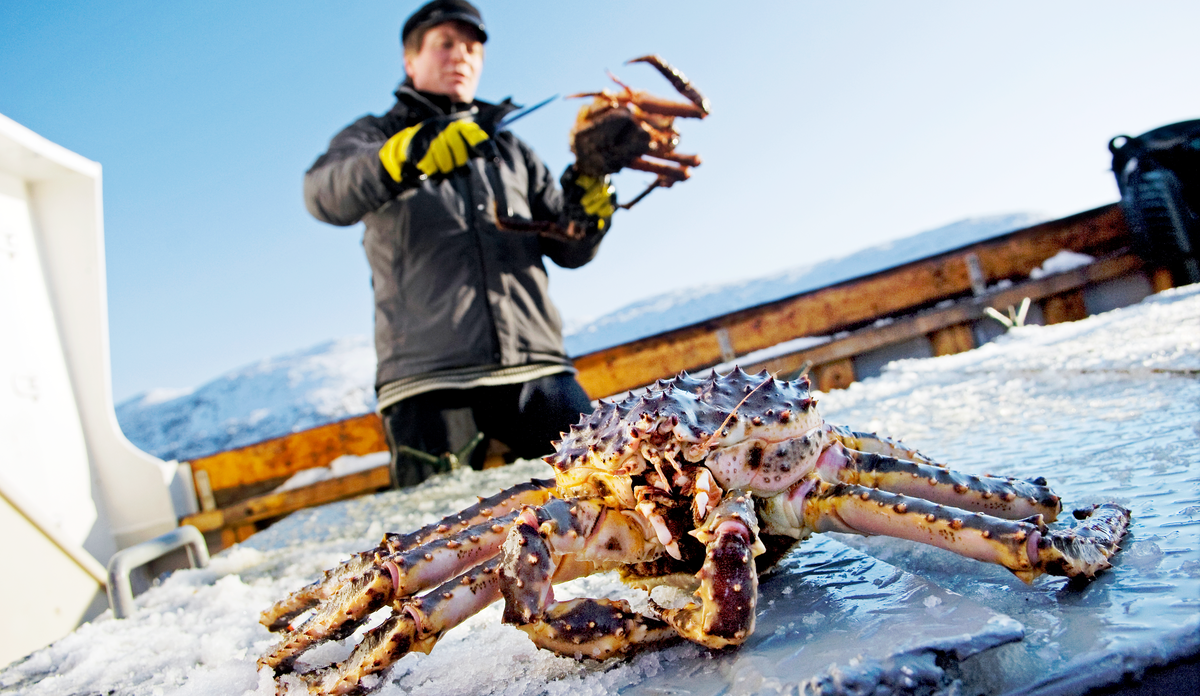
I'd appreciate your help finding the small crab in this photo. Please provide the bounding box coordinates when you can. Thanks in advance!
[569,55,710,208]
[258,369,1131,694]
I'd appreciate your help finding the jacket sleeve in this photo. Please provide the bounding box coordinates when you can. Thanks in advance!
[515,136,610,269]
[303,115,403,227]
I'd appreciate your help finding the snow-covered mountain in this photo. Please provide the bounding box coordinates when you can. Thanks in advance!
[116,337,377,462]
[117,213,1042,462]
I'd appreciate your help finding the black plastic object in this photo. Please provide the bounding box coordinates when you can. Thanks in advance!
[1110,119,1200,284]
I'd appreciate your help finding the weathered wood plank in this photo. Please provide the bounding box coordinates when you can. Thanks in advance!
[188,413,387,494]
[1041,290,1088,325]
[1150,267,1175,293]
[929,324,976,356]
[814,359,854,392]
[575,204,1131,399]
[182,465,392,533]
[736,254,1143,381]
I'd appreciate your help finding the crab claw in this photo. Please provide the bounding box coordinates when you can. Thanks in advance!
[1019,502,1132,582]
[626,55,711,116]
[664,492,764,649]
[515,598,678,660]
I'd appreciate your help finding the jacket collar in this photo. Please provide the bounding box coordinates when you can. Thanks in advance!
[392,80,518,134]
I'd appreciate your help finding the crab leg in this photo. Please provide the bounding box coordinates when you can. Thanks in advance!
[300,611,418,695]
[260,509,533,673]
[385,478,555,553]
[259,479,552,631]
[297,541,617,691]
[653,150,703,167]
[627,157,690,183]
[300,560,508,695]
[828,424,942,467]
[779,480,1128,582]
[817,440,1062,521]
[260,565,394,673]
[260,548,383,633]
[626,55,711,116]
[260,484,554,672]
[654,492,766,649]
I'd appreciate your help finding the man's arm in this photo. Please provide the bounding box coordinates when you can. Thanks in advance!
[304,116,403,227]
[517,138,614,269]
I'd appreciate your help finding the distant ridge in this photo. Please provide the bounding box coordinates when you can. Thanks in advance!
[563,212,1044,356]
[118,213,1042,461]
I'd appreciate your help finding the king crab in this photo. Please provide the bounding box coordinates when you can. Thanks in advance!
[569,55,710,209]
[495,55,708,239]
[258,369,1131,694]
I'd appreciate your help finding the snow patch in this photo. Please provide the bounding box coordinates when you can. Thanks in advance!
[273,452,391,493]
[1030,249,1096,279]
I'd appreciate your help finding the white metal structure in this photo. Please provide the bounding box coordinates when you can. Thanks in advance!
[0,113,181,667]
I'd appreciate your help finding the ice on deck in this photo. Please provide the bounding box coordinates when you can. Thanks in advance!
[3,285,1198,696]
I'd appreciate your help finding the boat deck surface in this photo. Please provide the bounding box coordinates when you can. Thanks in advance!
[4,285,1198,696]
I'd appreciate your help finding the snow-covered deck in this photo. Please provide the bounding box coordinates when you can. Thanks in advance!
[4,286,1199,696]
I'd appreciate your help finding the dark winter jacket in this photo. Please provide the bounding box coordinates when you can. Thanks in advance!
[304,83,608,389]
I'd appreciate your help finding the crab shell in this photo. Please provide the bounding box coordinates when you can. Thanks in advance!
[569,99,686,179]
[548,370,825,553]
[569,104,659,178]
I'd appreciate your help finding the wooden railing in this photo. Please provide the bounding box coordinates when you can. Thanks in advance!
[182,203,1174,549]
[572,204,1134,397]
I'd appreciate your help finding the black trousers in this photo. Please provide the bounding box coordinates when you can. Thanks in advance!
[380,372,593,488]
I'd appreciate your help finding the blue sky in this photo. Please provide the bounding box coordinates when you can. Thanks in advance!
[2,1,1197,403]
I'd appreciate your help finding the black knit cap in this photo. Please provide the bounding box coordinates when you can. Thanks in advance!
[402,0,488,46]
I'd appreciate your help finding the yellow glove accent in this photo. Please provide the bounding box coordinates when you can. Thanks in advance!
[416,120,490,176]
[378,119,490,183]
[379,123,421,182]
[577,174,616,219]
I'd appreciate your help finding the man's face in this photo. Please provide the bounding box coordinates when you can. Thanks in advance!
[404,21,484,103]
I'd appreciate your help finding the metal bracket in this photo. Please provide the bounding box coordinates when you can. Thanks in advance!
[965,253,988,296]
[106,525,210,618]
[715,327,737,363]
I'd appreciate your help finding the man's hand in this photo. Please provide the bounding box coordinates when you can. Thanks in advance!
[379,117,490,184]
[577,174,616,220]
[561,166,616,232]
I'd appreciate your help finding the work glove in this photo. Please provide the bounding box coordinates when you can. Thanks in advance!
[561,165,616,232]
[379,117,489,185]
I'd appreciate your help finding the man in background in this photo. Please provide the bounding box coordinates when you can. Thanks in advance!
[304,0,616,487]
